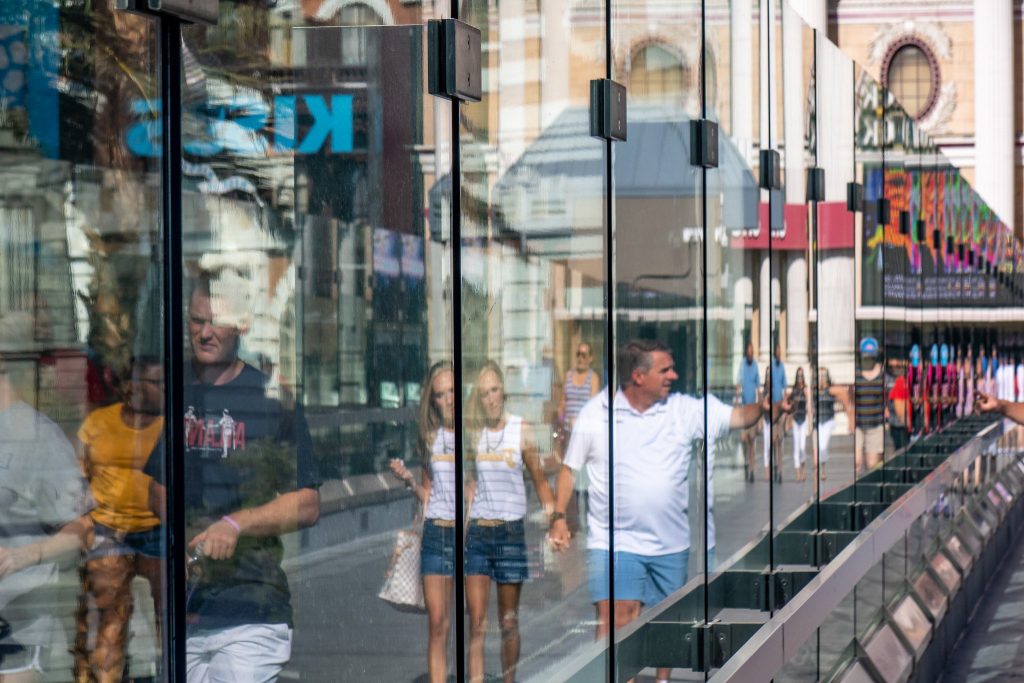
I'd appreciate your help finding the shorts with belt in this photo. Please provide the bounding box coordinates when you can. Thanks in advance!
[465,519,528,584]
[421,519,456,576]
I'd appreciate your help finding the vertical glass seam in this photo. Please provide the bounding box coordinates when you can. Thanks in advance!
[449,1,466,681]
[158,15,187,683]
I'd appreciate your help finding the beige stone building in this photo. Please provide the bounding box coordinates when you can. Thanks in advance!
[813,0,1023,233]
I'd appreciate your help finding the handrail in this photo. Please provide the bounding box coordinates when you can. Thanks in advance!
[709,419,1005,682]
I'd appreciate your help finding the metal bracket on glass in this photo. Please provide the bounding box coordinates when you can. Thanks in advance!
[805,166,825,202]
[899,209,912,236]
[759,149,781,190]
[115,0,218,23]
[873,198,891,227]
[427,19,482,102]
[589,79,627,142]
[689,119,719,168]
[846,181,863,213]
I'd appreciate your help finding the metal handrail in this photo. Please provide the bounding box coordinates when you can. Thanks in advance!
[709,419,1005,682]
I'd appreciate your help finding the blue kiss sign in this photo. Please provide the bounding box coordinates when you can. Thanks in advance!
[126,94,354,157]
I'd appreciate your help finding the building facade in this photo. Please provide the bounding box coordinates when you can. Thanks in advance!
[0,0,1021,680]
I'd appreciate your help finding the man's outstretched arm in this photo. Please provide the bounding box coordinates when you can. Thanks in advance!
[190,488,321,560]
[976,391,1024,425]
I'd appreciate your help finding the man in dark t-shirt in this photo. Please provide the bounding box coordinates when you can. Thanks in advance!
[146,273,320,682]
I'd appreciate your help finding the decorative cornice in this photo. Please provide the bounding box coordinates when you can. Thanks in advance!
[917,80,957,135]
[867,19,951,64]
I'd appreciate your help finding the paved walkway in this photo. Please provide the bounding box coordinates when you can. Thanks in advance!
[940,527,1024,682]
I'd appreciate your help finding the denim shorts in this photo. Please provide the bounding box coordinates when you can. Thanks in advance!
[587,549,689,606]
[420,519,456,576]
[465,519,528,584]
[87,522,164,560]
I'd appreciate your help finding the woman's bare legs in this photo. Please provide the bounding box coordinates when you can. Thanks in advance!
[423,574,453,683]
[496,582,522,683]
[466,574,492,683]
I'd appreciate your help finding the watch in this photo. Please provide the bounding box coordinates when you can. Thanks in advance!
[549,511,566,525]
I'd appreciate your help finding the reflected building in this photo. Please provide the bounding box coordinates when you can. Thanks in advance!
[0,0,1022,679]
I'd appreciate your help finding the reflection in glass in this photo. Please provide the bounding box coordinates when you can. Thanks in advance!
[0,312,92,678]
[154,273,321,680]
[0,2,167,679]
[465,360,555,683]
[388,361,455,683]
[76,357,165,683]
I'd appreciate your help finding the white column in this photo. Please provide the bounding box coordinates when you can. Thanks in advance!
[731,0,753,164]
[759,252,770,361]
[816,38,855,201]
[498,0,527,174]
[787,0,827,34]
[760,251,780,362]
[759,0,773,150]
[818,254,857,385]
[782,0,805,206]
[540,0,569,129]
[734,270,754,366]
[973,0,1015,230]
[787,255,809,366]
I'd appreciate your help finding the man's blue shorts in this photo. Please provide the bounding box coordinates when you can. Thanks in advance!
[587,549,689,606]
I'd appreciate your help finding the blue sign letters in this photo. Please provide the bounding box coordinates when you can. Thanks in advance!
[126,93,354,157]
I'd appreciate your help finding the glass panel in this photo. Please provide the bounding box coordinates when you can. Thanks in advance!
[853,67,884,489]
[0,1,166,680]
[772,3,815,538]
[606,0,705,678]
[456,0,608,677]
[176,9,453,681]
[706,0,766,583]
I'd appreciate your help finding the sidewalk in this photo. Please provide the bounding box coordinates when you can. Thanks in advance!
[940,522,1024,682]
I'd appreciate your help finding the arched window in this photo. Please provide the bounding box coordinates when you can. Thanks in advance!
[631,44,687,104]
[883,41,939,119]
[307,2,384,67]
[339,3,383,66]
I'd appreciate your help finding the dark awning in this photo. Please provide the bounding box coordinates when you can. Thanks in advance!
[429,105,758,249]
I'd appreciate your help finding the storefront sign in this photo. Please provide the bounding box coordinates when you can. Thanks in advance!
[126,93,354,157]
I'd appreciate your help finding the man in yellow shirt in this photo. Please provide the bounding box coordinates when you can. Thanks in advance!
[74,356,164,683]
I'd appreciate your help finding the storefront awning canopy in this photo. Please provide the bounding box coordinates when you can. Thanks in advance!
[428,105,758,248]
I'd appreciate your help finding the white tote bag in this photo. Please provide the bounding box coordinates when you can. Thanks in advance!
[378,522,426,613]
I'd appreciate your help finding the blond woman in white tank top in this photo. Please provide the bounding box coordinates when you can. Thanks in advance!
[388,361,457,683]
[465,360,555,683]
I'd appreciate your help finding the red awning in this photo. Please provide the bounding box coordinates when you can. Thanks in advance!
[729,201,854,251]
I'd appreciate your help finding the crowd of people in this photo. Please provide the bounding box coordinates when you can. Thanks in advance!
[729,336,1021,485]
[388,339,779,683]
[0,270,320,683]
[4,266,1018,683]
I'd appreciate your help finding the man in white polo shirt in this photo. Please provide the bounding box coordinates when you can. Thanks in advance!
[548,339,771,683]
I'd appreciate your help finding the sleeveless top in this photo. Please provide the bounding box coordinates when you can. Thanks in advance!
[791,387,807,424]
[956,365,966,417]
[817,388,835,423]
[564,369,594,423]
[854,372,886,428]
[964,366,974,414]
[471,414,526,521]
[424,428,456,521]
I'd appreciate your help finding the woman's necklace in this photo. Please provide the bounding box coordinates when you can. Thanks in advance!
[483,420,506,452]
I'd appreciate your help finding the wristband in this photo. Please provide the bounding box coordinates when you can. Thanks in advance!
[221,515,241,532]
[549,511,566,525]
